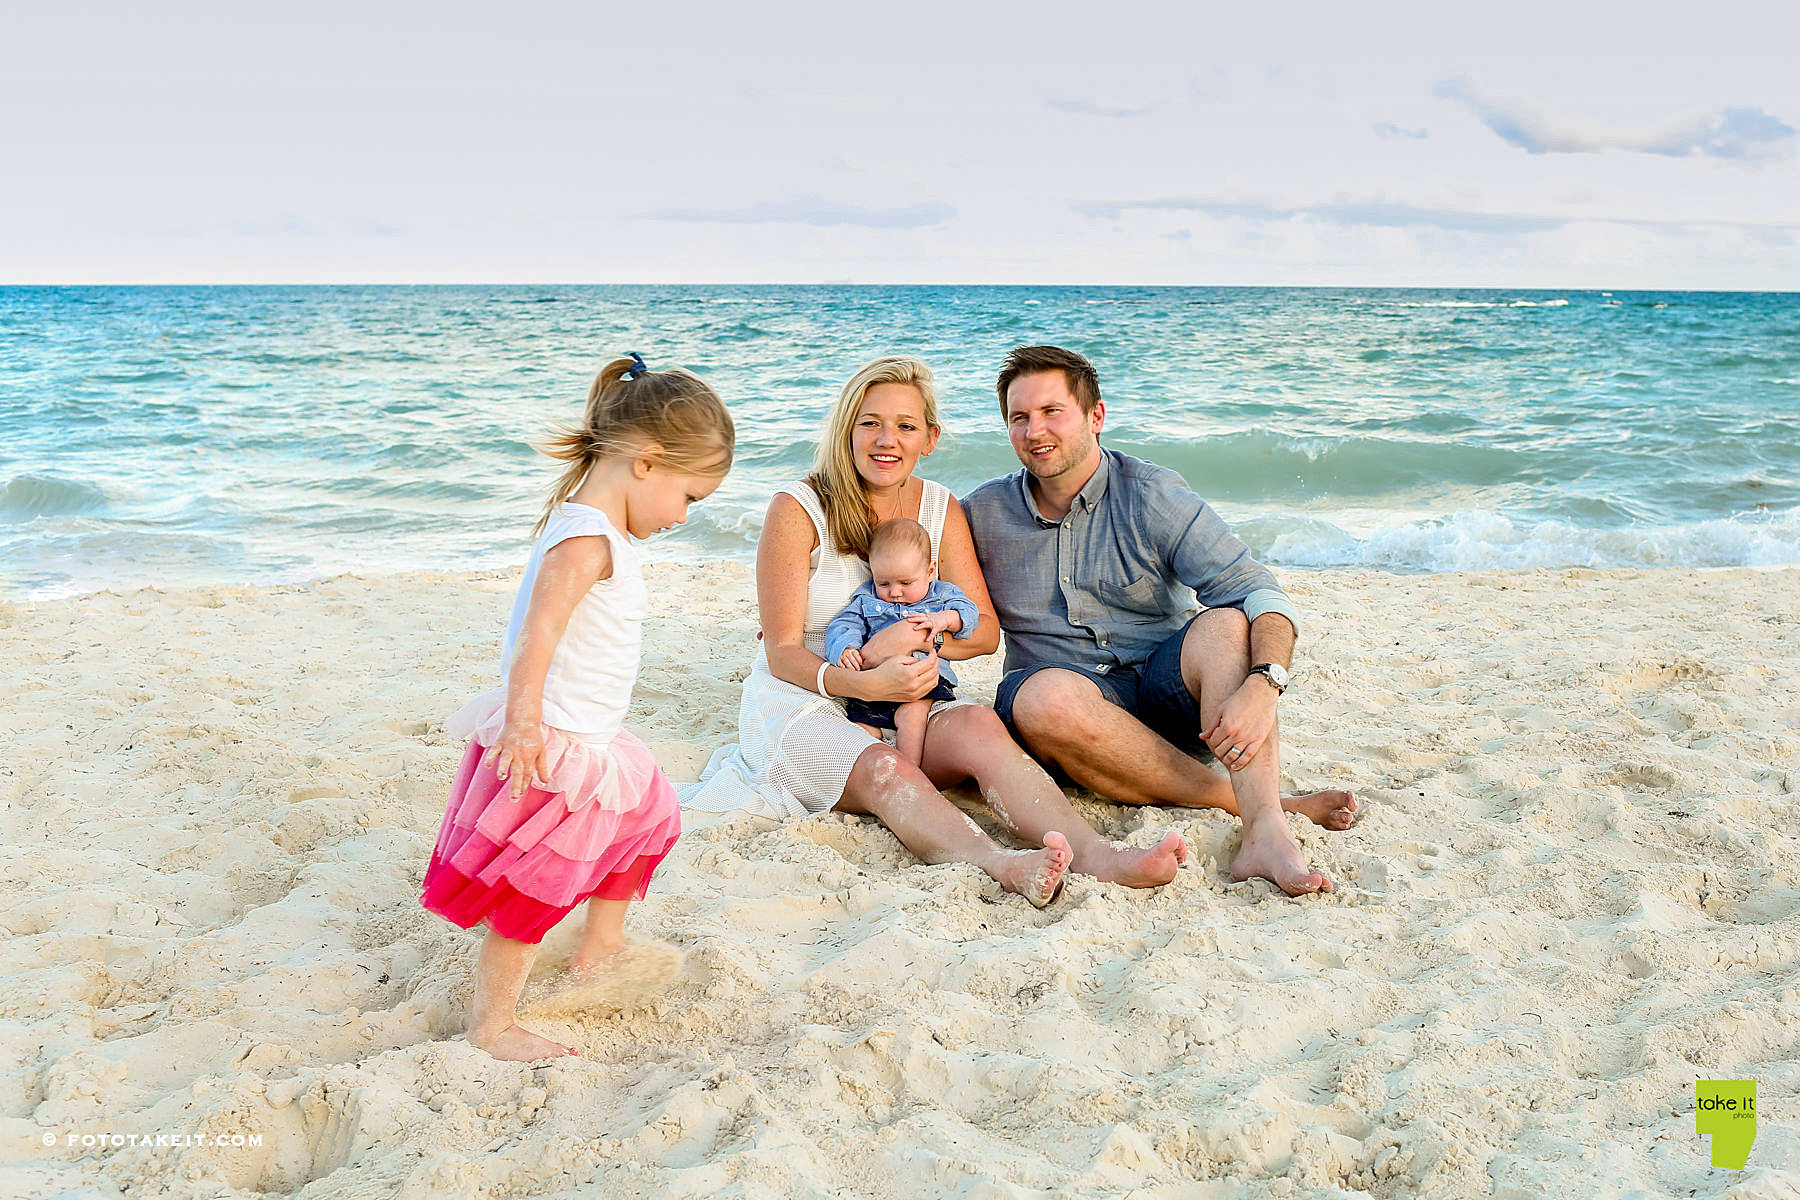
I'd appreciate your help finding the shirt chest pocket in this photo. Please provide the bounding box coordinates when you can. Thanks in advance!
[1092,573,1163,617]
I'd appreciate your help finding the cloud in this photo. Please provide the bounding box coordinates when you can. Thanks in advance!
[1434,77,1795,159]
[1074,195,1799,240]
[1048,97,1151,119]
[1075,197,1562,234]
[640,196,954,229]
[1374,122,1429,140]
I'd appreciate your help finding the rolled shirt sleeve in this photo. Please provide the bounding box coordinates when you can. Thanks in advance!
[1154,468,1301,639]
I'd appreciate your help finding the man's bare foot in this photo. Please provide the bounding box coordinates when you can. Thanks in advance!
[997,831,1072,907]
[1282,790,1359,831]
[1231,824,1333,896]
[468,1022,576,1062]
[1078,831,1188,888]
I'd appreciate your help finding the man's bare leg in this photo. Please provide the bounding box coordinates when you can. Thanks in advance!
[835,742,1071,906]
[918,704,1186,887]
[893,698,932,766]
[1009,669,1356,829]
[1180,607,1330,895]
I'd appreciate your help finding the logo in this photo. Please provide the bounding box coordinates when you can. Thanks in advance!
[1696,1080,1756,1170]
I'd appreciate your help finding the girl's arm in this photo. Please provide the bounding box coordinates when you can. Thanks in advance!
[759,492,941,703]
[929,497,1000,661]
[484,535,612,798]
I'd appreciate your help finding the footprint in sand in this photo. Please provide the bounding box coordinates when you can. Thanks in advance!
[520,940,685,1018]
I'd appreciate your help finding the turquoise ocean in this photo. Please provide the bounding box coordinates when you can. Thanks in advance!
[3,285,1797,599]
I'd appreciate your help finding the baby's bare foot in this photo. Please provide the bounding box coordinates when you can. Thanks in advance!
[1283,789,1359,831]
[468,1022,576,1062]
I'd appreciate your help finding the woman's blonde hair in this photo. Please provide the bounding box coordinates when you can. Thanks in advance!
[536,356,735,534]
[806,356,941,560]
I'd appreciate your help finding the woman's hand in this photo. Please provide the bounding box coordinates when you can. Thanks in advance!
[856,650,943,702]
[482,721,551,800]
[862,618,932,665]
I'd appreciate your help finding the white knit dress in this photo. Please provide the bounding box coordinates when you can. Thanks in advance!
[681,478,964,819]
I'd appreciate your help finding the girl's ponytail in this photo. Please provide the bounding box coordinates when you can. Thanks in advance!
[534,355,734,535]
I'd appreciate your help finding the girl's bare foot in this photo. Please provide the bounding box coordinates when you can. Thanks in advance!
[1230,824,1332,896]
[1078,831,1187,888]
[996,831,1072,907]
[1283,790,1359,831]
[468,1022,576,1062]
[571,935,636,978]
[527,940,685,1017]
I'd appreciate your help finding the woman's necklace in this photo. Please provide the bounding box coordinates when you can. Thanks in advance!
[874,480,906,524]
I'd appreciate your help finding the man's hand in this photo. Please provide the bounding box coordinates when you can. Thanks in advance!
[839,647,865,671]
[1202,678,1278,772]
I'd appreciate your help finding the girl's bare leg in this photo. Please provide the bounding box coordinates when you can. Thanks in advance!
[919,704,1187,888]
[572,898,631,976]
[835,742,1070,906]
[468,929,576,1061]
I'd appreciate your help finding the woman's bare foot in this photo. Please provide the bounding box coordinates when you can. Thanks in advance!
[995,831,1072,907]
[1077,831,1187,888]
[1282,790,1359,830]
[468,1022,576,1062]
[1230,823,1333,896]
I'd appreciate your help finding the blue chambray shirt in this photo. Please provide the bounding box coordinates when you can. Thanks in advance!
[823,580,980,686]
[963,448,1300,677]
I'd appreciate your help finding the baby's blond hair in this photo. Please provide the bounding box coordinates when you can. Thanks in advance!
[868,517,931,568]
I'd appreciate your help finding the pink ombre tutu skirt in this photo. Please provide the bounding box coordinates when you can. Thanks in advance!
[420,693,680,944]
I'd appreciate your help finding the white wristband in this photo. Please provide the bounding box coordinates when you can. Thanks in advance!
[816,661,832,698]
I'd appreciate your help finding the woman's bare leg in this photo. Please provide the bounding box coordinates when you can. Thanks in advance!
[918,704,1186,888]
[468,930,576,1061]
[835,741,1069,906]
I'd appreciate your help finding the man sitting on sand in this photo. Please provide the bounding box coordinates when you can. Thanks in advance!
[963,345,1357,896]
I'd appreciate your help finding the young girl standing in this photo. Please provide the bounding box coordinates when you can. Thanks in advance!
[422,353,734,1062]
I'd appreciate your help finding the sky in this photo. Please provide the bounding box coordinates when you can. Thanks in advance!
[5,1,1798,288]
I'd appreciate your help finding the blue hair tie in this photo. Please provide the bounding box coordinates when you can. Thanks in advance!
[626,351,649,379]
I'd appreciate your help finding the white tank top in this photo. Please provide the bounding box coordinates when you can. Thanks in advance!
[500,503,645,746]
[779,478,950,659]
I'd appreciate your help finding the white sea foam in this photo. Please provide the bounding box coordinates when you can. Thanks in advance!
[1258,508,1800,572]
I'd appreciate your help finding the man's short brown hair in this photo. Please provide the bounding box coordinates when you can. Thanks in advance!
[995,345,1102,418]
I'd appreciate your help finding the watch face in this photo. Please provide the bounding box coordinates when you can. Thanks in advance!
[1268,663,1289,688]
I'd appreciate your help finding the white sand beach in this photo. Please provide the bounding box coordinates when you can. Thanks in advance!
[4,564,1798,1198]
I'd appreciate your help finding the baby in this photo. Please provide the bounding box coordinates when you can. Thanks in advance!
[825,517,979,765]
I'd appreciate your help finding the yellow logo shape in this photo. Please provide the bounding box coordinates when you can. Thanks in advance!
[1696,1080,1757,1170]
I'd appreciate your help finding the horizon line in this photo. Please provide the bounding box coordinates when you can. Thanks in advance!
[3,281,1798,295]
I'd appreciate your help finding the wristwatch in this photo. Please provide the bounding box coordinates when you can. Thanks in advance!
[1248,663,1288,694]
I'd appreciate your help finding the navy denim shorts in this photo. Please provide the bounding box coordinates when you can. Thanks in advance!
[844,679,958,731]
[994,616,1214,762]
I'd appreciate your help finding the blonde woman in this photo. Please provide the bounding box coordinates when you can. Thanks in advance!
[685,357,1185,902]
